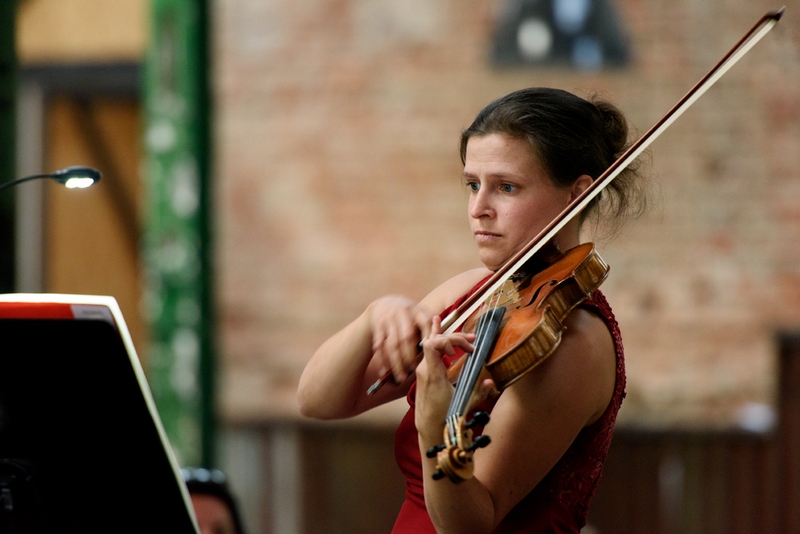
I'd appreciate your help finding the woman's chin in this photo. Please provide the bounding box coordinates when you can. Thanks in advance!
[478,252,506,272]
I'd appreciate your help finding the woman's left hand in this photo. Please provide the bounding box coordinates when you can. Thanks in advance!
[414,317,476,443]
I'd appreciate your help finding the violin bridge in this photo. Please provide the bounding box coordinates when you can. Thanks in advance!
[486,279,520,307]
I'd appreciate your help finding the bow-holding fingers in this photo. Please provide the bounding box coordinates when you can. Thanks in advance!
[369,295,434,383]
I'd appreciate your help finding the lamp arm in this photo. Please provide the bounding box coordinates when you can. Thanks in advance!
[0,174,52,192]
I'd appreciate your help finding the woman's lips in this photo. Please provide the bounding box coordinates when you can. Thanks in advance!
[474,231,501,244]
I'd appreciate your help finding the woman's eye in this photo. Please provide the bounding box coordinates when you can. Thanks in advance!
[500,183,516,193]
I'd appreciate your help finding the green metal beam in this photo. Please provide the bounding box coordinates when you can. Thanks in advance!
[144,0,214,468]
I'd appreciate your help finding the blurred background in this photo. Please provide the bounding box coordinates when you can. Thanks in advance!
[2,0,800,532]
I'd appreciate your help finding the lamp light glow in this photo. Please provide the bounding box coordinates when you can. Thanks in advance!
[63,178,96,189]
[0,166,102,192]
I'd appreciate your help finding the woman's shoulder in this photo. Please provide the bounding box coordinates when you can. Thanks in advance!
[419,267,492,315]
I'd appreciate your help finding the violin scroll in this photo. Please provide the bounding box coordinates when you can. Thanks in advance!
[429,411,493,483]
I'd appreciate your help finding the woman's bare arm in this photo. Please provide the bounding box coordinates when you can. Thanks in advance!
[296,268,490,420]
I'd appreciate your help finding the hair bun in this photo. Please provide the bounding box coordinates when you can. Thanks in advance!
[592,99,630,164]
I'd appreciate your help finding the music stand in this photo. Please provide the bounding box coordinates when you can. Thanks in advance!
[0,294,199,533]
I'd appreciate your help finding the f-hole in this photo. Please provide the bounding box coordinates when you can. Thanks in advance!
[523,280,558,308]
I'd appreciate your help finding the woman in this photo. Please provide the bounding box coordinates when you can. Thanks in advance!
[297,87,646,533]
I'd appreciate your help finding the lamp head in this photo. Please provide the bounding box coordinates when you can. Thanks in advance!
[50,166,102,189]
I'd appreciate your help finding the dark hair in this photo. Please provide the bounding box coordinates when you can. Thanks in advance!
[460,87,647,229]
[182,467,245,534]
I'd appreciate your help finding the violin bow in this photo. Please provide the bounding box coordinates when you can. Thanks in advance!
[440,7,785,334]
[367,7,784,395]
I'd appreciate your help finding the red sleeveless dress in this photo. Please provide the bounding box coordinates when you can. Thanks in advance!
[391,288,625,533]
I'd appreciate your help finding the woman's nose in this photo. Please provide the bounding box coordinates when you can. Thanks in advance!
[469,189,494,218]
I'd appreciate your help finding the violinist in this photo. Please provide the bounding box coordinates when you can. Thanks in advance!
[297,87,647,533]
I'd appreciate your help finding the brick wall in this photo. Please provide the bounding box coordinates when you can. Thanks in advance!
[213,0,800,428]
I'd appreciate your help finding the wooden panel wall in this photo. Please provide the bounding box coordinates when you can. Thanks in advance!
[588,431,778,534]
[44,95,146,360]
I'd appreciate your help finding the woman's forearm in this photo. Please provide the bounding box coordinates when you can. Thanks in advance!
[296,310,376,419]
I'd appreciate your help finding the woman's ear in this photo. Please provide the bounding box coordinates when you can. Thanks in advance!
[570,174,593,201]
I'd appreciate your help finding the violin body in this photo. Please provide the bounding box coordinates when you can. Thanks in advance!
[450,242,610,390]
[432,243,609,483]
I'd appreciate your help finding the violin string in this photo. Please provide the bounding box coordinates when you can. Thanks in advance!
[444,284,506,447]
[450,288,503,420]
[448,309,489,421]
[445,285,505,448]
[462,291,500,414]
[454,302,492,417]
[448,303,490,420]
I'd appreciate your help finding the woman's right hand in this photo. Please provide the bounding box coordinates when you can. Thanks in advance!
[367,295,435,384]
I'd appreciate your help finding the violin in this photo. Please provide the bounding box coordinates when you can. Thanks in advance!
[427,241,609,483]
[366,8,784,483]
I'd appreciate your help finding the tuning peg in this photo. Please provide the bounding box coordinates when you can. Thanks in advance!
[426,443,446,458]
[432,469,446,480]
[466,435,491,452]
[466,411,491,429]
